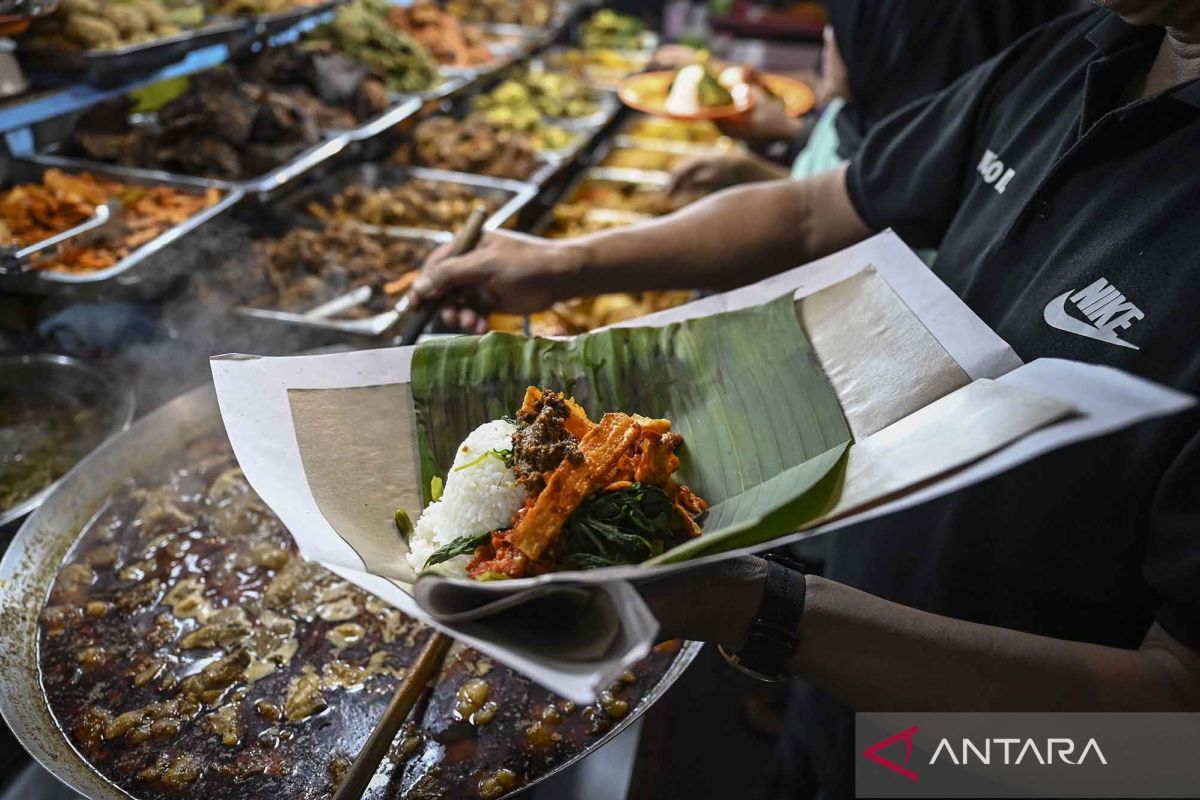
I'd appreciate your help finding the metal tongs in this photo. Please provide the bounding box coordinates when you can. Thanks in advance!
[393,206,488,346]
[0,199,125,275]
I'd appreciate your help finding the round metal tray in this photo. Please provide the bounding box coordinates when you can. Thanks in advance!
[0,353,135,529]
[0,383,699,799]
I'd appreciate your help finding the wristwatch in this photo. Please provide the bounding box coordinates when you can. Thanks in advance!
[718,553,807,682]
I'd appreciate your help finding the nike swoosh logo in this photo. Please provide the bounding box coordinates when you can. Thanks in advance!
[1043,291,1140,350]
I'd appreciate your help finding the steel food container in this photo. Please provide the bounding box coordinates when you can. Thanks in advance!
[0,353,135,529]
[16,18,251,86]
[0,157,243,294]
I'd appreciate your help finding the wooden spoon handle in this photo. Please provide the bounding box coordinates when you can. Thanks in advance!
[333,630,453,800]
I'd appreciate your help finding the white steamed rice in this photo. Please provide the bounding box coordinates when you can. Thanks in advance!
[406,418,528,576]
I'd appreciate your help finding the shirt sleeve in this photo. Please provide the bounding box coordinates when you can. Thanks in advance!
[843,12,1082,249]
[845,57,1003,249]
[1144,419,1200,652]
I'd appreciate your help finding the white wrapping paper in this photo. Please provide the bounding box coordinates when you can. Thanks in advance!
[211,231,1193,701]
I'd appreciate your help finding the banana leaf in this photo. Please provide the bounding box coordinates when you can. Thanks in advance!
[410,294,852,564]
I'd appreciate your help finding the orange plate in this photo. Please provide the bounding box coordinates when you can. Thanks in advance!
[762,73,816,117]
[618,70,754,121]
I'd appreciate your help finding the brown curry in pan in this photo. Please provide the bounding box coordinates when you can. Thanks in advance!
[38,435,681,799]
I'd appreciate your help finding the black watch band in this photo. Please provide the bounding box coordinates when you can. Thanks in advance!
[719,554,806,682]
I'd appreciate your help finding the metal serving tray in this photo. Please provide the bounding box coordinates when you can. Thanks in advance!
[590,134,744,174]
[246,0,343,39]
[0,157,243,293]
[473,21,544,58]
[269,161,539,234]
[539,44,651,92]
[17,18,250,87]
[532,165,666,238]
[37,127,357,200]
[232,221,450,339]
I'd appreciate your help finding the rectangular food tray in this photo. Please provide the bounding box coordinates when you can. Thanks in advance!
[36,128,357,199]
[232,223,450,338]
[267,162,539,234]
[248,0,343,38]
[17,18,251,87]
[1,157,243,290]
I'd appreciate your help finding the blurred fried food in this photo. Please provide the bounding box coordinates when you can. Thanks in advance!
[70,60,383,180]
[445,0,551,28]
[471,72,599,152]
[22,0,185,51]
[309,0,438,93]
[388,0,492,68]
[395,116,540,180]
[203,222,434,316]
[0,168,219,274]
[306,179,502,230]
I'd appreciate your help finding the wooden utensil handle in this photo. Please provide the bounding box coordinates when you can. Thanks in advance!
[333,630,453,800]
[398,207,489,346]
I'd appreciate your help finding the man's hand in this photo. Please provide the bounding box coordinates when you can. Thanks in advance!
[408,230,582,333]
[717,87,805,144]
[667,152,789,202]
[635,556,768,648]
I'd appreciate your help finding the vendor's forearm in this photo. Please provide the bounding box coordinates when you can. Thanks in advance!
[563,165,868,297]
[789,576,1200,712]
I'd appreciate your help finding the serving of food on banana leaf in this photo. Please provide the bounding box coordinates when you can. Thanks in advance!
[406,388,707,581]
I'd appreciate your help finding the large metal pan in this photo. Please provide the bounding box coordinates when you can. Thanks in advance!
[0,353,135,529]
[0,384,700,799]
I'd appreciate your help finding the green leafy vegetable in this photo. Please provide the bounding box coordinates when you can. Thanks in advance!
[411,294,851,564]
[559,483,688,570]
[423,531,492,569]
[453,448,513,472]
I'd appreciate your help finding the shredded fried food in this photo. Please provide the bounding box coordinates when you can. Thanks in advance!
[0,169,219,274]
[507,413,640,560]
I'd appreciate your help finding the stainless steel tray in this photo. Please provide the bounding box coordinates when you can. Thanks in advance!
[0,353,135,529]
[533,165,665,239]
[271,161,539,233]
[232,224,450,339]
[38,129,357,199]
[246,0,343,38]
[17,18,251,87]
[0,156,243,292]
[0,382,702,800]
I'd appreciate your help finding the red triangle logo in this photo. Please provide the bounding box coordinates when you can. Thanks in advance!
[863,725,919,782]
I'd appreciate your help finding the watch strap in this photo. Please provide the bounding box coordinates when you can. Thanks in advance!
[721,555,806,681]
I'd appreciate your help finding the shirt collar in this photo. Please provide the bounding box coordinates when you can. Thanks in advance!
[1085,11,1159,55]
[1085,10,1200,110]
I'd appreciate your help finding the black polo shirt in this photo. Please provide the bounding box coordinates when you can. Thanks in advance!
[827,0,1074,156]
[786,10,1200,799]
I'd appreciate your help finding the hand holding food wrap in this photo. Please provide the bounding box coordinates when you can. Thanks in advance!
[210,232,1193,701]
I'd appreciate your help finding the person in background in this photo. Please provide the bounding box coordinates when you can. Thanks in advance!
[668,0,1077,199]
[410,2,1200,798]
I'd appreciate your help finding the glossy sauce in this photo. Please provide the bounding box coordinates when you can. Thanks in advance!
[38,436,680,799]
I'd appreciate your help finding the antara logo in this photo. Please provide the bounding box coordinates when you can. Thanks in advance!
[863,727,1107,781]
[863,725,920,782]
[930,737,1107,766]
